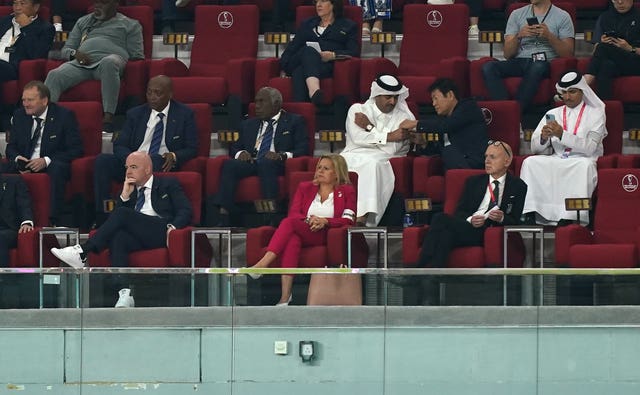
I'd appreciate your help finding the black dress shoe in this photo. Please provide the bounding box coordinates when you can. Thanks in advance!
[310,89,323,106]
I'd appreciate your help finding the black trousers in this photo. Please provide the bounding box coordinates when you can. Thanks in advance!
[287,46,334,102]
[86,207,168,267]
[586,43,640,100]
[418,212,485,268]
[0,228,18,267]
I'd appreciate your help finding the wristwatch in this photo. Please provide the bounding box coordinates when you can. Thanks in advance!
[631,46,637,54]
[365,124,374,131]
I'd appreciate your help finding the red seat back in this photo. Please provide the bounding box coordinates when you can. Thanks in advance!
[118,6,154,59]
[154,172,202,224]
[603,100,623,156]
[20,173,50,226]
[593,169,640,244]
[477,100,521,155]
[443,169,486,215]
[400,4,469,76]
[190,5,259,75]
[59,101,103,157]
[186,103,213,158]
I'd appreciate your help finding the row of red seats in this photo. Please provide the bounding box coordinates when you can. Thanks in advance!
[3,3,640,116]
[402,167,640,271]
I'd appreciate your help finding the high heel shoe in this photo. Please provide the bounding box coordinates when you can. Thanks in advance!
[275,294,292,306]
[245,266,262,280]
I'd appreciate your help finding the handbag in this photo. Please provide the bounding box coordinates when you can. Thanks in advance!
[306,273,363,305]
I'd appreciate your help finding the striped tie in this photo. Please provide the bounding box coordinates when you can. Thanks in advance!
[256,119,274,160]
[135,187,146,212]
[149,113,165,155]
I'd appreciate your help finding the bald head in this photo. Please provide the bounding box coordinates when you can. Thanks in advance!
[125,151,153,186]
[484,140,512,178]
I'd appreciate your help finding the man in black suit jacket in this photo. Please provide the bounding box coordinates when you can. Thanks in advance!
[206,87,309,226]
[400,78,489,171]
[93,75,197,227]
[0,0,54,83]
[51,151,192,307]
[418,140,527,269]
[0,175,34,267]
[6,81,83,225]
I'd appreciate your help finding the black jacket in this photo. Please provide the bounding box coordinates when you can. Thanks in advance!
[0,15,55,71]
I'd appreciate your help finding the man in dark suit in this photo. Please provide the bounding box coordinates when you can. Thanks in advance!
[93,75,197,227]
[0,174,34,267]
[417,141,527,269]
[6,80,83,225]
[400,78,489,171]
[0,0,54,83]
[51,151,192,307]
[206,87,309,226]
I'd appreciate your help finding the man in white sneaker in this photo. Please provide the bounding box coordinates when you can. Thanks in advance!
[51,151,192,307]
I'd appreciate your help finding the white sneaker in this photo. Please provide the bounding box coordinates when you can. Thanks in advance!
[175,0,191,7]
[115,288,135,308]
[468,25,479,38]
[51,245,85,269]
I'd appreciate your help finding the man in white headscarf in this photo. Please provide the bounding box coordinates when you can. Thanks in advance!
[520,70,607,225]
[341,74,416,226]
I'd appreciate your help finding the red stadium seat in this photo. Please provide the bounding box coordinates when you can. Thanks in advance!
[245,170,368,270]
[254,5,362,106]
[360,4,470,106]
[403,169,525,268]
[149,5,259,113]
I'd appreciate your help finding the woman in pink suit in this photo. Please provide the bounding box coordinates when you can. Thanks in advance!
[249,154,356,305]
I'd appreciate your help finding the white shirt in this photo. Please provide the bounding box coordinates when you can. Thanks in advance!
[0,18,21,63]
[307,192,334,218]
[236,111,291,159]
[28,107,51,166]
[139,102,170,155]
[468,173,507,220]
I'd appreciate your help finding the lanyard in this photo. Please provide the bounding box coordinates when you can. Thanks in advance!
[561,102,586,157]
[562,102,586,136]
[531,4,552,25]
[254,119,276,151]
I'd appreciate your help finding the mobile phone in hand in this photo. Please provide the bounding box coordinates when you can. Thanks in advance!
[604,30,619,39]
[527,17,539,26]
[545,114,555,123]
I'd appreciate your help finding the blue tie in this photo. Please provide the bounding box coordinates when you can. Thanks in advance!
[256,119,274,159]
[135,187,146,212]
[149,113,165,155]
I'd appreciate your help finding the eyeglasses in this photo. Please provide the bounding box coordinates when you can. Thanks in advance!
[488,140,511,158]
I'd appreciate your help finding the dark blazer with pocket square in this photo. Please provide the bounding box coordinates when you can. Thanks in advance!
[455,172,528,227]
[6,102,83,166]
[118,176,192,229]
[230,110,309,158]
[114,100,198,168]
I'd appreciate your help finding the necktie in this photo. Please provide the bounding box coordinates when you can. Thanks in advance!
[149,113,165,155]
[256,119,274,159]
[29,118,43,158]
[135,187,146,212]
[487,180,500,212]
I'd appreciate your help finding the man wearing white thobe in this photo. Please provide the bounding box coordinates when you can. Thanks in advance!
[341,74,415,226]
[520,70,607,225]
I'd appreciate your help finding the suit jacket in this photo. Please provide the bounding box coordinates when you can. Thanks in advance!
[231,110,309,158]
[114,100,198,167]
[118,176,192,229]
[7,102,83,165]
[0,175,33,230]
[288,181,356,228]
[0,15,55,71]
[280,16,359,75]
[454,173,527,227]
[417,98,488,167]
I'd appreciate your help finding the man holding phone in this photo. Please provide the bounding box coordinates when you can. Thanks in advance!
[585,0,640,99]
[519,71,607,225]
[481,0,574,112]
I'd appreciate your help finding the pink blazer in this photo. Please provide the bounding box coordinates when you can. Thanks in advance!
[288,181,356,228]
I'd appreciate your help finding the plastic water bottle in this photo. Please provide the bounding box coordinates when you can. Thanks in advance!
[403,213,414,228]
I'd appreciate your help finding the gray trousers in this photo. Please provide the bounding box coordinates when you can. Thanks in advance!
[44,54,126,115]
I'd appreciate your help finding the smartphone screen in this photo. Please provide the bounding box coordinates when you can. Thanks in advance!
[527,17,538,26]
